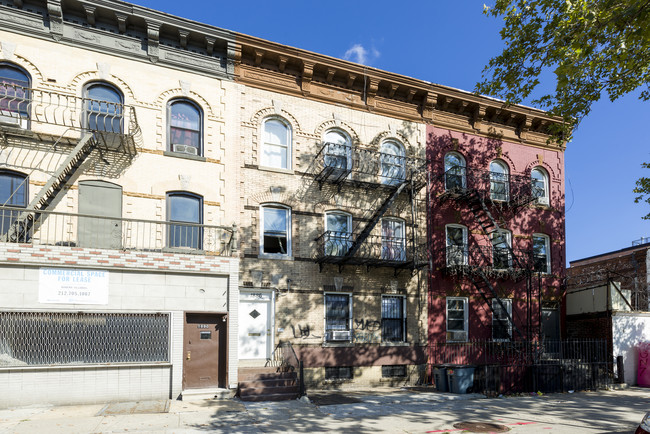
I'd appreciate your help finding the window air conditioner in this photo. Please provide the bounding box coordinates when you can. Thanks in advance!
[0,113,22,127]
[172,144,198,155]
[327,330,351,341]
[447,331,467,342]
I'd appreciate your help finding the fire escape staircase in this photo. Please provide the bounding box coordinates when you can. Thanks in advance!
[456,189,530,341]
[2,133,96,242]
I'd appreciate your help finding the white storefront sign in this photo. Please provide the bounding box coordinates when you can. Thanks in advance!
[38,268,109,305]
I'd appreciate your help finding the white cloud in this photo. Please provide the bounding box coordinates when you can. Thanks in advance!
[343,44,380,65]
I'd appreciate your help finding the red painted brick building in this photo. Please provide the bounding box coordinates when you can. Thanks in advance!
[427,123,566,356]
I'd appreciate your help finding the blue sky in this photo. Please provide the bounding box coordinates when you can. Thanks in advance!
[133,0,650,264]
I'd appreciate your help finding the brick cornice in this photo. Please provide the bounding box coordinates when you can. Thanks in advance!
[234,33,566,151]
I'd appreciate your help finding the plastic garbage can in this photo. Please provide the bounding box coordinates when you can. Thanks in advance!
[447,365,475,394]
[433,366,449,392]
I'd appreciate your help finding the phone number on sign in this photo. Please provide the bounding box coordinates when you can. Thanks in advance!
[57,290,91,297]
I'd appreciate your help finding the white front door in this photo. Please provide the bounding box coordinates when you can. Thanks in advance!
[238,292,272,359]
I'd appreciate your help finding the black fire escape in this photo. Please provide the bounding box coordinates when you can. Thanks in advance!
[0,84,140,242]
[438,164,544,342]
[311,141,427,273]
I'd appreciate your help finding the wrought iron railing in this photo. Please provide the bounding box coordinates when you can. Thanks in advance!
[266,341,305,397]
[0,83,140,154]
[0,311,170,367]
[430,339,609,394]
[439,166,541,207]
[314,142,426,189]
[440,245,532,275]
[314,230,427,268]
[0,206,236,256]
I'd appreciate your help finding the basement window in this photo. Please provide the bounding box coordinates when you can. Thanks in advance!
[381,365,406,378]
[325,366,353,380]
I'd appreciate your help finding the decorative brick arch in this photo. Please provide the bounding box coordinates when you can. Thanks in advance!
[69,71,136,102]
[524,159,557,181]
[314,120,360,145]
[370,131,412,155]
[251,107,302,132]
[246,188,301,209]
[155,89,215,117]
[2,55,45,87]
[486,155,515,174]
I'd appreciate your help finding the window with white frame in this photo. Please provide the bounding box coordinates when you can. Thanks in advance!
[167,192,202,250]
[380,140,406,185]
[325,293,352,341]
[382,295,406,342]
[446,297,468,341]
[323,129,352,174]
[381,218,406,261]
[260,204,291,257]
[492,298,512,341]
[444,152,466,191]
[531,167,549,205]
[532,233,551,274]
[445,224,468,266]
[491,229,512,269]
[325,211,352,256]
[261,118,291,169]
[490,160,509,201]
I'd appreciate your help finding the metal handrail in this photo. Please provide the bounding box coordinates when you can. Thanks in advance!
[0,205,236,256]
[266,341,305,397]
[0,83,140,154]
[314,141,426,189]
[314,230,427,265]
[439,166,540,206]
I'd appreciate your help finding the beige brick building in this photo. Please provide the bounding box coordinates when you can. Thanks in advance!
[0,0,241,407]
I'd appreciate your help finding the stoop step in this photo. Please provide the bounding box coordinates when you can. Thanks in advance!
[181,387,236,401]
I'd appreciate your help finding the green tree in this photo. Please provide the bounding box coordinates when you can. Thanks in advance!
[476,0,650,141]
[634,163,650,219]
[477,0,650,218]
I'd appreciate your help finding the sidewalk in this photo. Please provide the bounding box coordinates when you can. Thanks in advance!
[0,387,484,433]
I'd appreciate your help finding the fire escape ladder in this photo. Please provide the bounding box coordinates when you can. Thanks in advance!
[343,180,409,260]
[3,133,96,242]
[466,190,525,271]
[469,269,526,341]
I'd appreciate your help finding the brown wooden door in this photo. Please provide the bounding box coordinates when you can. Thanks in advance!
[183,313,224,389]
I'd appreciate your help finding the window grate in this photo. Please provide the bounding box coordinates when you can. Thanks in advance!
[325,366,353,380]
[0,311,169,367]
[382,365,406,378]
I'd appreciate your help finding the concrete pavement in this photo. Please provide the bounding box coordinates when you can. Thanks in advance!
[0,386,648,433]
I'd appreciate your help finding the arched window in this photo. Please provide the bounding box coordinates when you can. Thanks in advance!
[260,204,291,257]
[84,82,123,133]
[168,99,202,156]
[0,170,28,238]
[381,217,406,261]
[445,224,468,266]
[167,192,202,249]
[261,118,291,169]
[324,210,352,256]
[444,152,466,191]
[0,62,31,127]
[323,129,352,176]
[380,140,406,185]
[489,160,509,202]
[531,167,549,205]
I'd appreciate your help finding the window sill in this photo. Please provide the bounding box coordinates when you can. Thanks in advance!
[380,342,410,347]
[163,150,206,162]
[322,342,354,348]
[258,165,294,175]
[258,253,293,261]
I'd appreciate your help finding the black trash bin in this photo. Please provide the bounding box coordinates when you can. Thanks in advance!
[433,365,450,392]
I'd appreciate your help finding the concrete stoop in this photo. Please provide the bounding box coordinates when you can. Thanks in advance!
[237,367,299,402]
[181,387,236,401]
